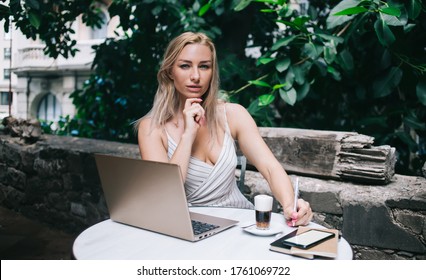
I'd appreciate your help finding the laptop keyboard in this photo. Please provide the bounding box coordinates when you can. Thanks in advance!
[191,220,219,235]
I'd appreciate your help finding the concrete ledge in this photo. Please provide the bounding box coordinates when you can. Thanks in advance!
[0,133,425,259]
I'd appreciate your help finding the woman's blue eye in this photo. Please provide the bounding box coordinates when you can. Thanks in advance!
[178,64,210,70]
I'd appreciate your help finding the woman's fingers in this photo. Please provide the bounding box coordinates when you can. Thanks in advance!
[184,98,203,108]
[296,199,312,226]
[285,199,313,227]
[183,98,205,126]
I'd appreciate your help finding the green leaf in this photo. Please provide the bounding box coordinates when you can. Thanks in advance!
[327,65,341,81]
[324,42,337,64]
[272,83,286,90]
[374,18,396,47]
[258,94,275,106]
[276,20,299,30]
[260,9,276,13]
[1,6,10,32]
[404,23,416,33]
[380,49,392,69]
[151,5,162,16]
[9,0,22,14]
[278,4,292,17]
[292,16,310,30]
[316,33,344,44]
[271,35,297,51]
[253,0,280,4]
[293,63,311,85]
[275,57,291,72]
[403,115,426,130]
[326,0,359,29]
[381,13,404,26]
[296,83,310,101]
[379,7,401,17]
[198,3,211,17]
[234,0,252,12]
[337,49,354,72]
[416,81,426,106]
[373,67,403,98]
[333,6,368,16]
[279,88,297,106]
[249,80,271,88]
[407,0,421,19]
[0,4,9,15]
[258,57,275,65]
[247,99,261,115]
[283,67,295,89]
[302,43,321,60]
[313,60,328,77]
[28,11,41,29]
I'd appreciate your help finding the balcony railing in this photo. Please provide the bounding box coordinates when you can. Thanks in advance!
[13,39,103,72]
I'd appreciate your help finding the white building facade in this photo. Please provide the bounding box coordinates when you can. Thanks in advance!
[0,2,118,123]
[0,16,16,120]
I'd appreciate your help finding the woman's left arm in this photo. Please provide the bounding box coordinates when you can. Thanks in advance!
[226,103,312,226]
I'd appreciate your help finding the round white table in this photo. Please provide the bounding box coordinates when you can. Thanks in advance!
[73,207,353,260]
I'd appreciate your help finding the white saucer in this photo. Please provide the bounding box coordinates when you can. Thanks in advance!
[243,222,284,236]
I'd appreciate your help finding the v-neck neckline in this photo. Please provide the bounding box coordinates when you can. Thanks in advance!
[166,130,228,168]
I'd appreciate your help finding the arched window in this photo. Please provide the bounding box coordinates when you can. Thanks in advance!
[37,93,62,122]
[91,12,108,39]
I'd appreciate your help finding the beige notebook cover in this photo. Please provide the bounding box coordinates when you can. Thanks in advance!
[290,226,339,258]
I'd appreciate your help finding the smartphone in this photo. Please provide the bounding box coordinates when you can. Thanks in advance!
[281,229,335,249]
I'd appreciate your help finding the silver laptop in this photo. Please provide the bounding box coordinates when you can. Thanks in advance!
[94,154,238,242]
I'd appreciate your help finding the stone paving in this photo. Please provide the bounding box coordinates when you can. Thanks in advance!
[0,206,76,260]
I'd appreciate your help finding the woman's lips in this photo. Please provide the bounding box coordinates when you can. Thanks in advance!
[187,85,202,92]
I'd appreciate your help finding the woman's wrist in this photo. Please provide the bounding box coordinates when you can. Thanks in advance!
[180,131,197,146]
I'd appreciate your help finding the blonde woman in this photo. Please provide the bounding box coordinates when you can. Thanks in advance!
[136,32,312,227]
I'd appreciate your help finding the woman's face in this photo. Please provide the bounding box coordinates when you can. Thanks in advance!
[171,43,213,101]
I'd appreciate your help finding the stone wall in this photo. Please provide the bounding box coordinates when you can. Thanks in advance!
[0,134,139,233]
[0,133,425,260]
[243,170,426,260]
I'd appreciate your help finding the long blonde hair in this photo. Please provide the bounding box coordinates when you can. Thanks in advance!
[136,32,221,139]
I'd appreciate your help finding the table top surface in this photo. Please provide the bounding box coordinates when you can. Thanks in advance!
[73,207,353,260]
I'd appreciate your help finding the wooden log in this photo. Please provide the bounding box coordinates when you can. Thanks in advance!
[246,127,396,185]
[1,116,42,143]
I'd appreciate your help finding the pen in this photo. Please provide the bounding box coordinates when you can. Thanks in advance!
[292,177,299,226]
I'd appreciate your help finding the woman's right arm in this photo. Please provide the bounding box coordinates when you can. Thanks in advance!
[138,118,193,181]
[137,98,204,180]
[137,117,169,163]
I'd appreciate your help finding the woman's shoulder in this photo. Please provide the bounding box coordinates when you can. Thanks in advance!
[222,101,250,118]
[137,116,162,137]
[220,101,255,137]
[137,115,152,130]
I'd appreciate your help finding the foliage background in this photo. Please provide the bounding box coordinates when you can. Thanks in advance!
[1,0,425,176]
